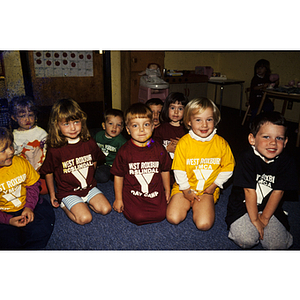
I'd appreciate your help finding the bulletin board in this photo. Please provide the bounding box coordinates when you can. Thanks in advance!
[33,51,93,77]
[27,51,104,106]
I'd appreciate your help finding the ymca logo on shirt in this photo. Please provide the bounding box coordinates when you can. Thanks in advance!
[62,154,94,190]
[0,174,26,209]
[255,173,274,204]
[187,157,221,191]
[128,161,159,198]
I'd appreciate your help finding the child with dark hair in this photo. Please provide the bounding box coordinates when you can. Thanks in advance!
[249,59,278,116]
[9,96,48,194]
[111,103,172,225]
[40,99,111,225]
[0,127,54,249]
[226,111,298,249]
[145,98,164,128]
[153,92,188,160]
[153,92,188,185]
[94,108,127,183]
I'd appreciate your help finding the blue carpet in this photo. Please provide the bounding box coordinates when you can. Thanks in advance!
[43,181,300,250]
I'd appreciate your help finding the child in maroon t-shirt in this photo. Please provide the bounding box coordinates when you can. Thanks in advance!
[111,103,172,225]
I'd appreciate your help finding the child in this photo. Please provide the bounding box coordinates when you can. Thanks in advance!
[166,98,235,231]
[0,127,54,249]
[40,99,111,225]
[225,111,298,249]
[94,108,127,183]
[153,92,188,186]
[153,92,188,160]
[249,59,277,117]
[9,96,48,194]
[145,98,164,128]
[110,103,172,225]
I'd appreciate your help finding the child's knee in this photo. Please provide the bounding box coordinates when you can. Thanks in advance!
[228,228,259,249]
[166,211,184,225]
[101,204,112,215]
[261,229,293,250]
[76,212,93,225]
[194,218,214,231]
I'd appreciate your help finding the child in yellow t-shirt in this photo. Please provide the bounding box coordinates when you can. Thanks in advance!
[0,127,54,249]
[166,98,235,231]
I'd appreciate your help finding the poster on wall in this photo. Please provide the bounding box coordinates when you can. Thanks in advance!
[33,51,94,77]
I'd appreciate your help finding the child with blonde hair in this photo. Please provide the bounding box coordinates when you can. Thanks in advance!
[167,97,235,230]
[40,99,111,225]
[0,127,54,249]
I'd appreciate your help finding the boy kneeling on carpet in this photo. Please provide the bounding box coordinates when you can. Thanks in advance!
[226,111,298,249]
[0,127,54,249]
[111,103,172,225]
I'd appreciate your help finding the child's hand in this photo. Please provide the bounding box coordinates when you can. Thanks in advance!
[50,195,60,208]
[166,138,180,153]
[258,213,269,227]
[165,190,171,204]
[252,219,265,240]
[9,215,27,227]
[113,199,124,213]
[21,207,34,224]
[202,183,217,196]
[183,188,201,205]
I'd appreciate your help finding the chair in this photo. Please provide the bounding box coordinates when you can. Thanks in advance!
[242,87,251,125]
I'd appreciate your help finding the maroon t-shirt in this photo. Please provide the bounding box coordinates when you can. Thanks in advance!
[40,138,105,202]
[152,122,187,148]
[111,139,172,225]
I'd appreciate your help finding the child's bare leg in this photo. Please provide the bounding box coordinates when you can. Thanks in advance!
[88,193,112,215]
[192,195,215,231]
[166,193,191,225]
[62,203,93,225]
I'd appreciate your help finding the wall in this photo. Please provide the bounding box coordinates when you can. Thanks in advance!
[2,51,25,100]
[164,51,300,122]
[110,51,122,110]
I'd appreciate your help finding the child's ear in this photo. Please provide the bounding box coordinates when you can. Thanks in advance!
[101,122,105,130]
[248,133,255,146]
[126,126,131,136]
[283,136,288,148]
[11,115,17,122]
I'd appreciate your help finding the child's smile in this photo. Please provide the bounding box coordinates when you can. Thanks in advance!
[58,119,82,142]
[126,117,154,147]
[249,122,287,162]
[102,115,123,138]
[188,107,215,139]
[169,101,184,125]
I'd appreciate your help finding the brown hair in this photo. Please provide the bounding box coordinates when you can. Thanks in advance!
[46,98,91,148]
[124,103,153,126]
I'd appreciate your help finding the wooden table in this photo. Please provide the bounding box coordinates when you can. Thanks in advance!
[257,89,300,146]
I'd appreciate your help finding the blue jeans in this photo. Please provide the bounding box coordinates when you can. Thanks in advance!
[0,197,55,250]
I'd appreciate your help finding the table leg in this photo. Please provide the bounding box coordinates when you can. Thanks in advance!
[214,85,217,103]
[219,85,224,112]
[257,92,267,115]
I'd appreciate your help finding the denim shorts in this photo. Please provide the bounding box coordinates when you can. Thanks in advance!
[60,187,102,211]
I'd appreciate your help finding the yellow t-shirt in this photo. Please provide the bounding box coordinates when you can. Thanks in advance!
[0,156,40,213]
[171,133,235,202]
